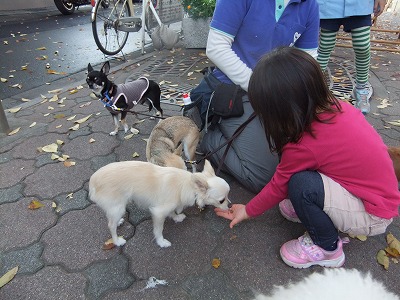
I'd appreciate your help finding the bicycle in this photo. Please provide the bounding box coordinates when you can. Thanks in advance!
[91,0,161,55]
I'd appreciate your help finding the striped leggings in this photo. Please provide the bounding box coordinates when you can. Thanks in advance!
[317,26,371,85]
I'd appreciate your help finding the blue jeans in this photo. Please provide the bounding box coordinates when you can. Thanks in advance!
[288,171,339,251]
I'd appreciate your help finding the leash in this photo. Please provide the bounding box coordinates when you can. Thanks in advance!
[191,112,256,175]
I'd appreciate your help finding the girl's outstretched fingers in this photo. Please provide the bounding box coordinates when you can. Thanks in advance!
[214,204,249,228]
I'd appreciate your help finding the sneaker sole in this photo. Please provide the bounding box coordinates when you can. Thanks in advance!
[280,249,345,269]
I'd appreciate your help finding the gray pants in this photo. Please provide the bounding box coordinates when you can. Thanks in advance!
[199,95,279,193]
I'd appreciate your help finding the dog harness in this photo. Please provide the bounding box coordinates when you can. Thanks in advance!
[101,77,150,113]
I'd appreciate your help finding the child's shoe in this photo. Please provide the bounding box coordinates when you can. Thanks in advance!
[278,199,301,223]
[280,232,345,269]
[353,83,373,115]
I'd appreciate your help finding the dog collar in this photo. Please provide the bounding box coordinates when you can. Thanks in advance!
[100,90,124,111]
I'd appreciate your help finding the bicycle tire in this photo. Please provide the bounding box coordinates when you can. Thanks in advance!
[92,0,131,55]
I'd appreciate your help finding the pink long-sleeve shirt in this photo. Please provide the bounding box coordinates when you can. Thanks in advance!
[246,102,400,219]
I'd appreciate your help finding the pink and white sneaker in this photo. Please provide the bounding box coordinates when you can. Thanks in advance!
[280,232,345,269]
[279,199,301,223]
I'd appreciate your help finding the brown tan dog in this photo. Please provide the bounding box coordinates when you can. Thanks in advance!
[146,116,200,172]
[388,146,400,182]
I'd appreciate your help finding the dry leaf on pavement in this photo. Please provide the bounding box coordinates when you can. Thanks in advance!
[212,258,221,269]
[28,199,44,210]
[0,266,18,288]
[8,127,21,136]
[377,249,389,270]
[75,114,92,124]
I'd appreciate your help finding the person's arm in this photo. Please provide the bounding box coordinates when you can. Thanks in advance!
[206,29,253,91]
[374,0,386,17]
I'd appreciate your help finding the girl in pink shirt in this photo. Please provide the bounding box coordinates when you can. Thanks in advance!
[215,47,400,269]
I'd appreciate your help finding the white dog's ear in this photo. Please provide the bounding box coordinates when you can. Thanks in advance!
[202,160,215,177]
[101,61,110,75]
[192,174,209,208]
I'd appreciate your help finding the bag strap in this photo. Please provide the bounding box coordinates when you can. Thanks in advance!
[196,112,257,175]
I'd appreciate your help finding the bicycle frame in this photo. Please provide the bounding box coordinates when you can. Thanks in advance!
[91,0,162,54]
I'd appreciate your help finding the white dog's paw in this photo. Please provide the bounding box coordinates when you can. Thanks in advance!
[109,131,118,136]
[118,218,124,226]
[114,236,126,246]
[156,238,171,248]
[173,213,186,223]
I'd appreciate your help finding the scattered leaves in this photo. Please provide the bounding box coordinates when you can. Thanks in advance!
[36,46,47,50]
[132,152,139,158]
[28,199,44,210]
[387,233,400,253]
[29,122,36,128]
[124,134,134,140]
[0,266,18,288]
[130,128,139,134]
[67,115,76,121]
[89,138,96,143]
[1,77,7,83]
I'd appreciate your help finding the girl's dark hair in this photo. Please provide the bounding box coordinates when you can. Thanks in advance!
[248,47,342,154]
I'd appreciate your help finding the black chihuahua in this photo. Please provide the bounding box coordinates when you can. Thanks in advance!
[87,61,163,136]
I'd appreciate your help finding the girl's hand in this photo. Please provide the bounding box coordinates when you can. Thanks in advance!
[374,0,386,17]
[214,204,250,228]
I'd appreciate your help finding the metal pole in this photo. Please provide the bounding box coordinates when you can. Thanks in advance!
[0,100,10,134]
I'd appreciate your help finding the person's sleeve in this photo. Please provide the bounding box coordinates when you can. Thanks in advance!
[294,0,320,51]
[245,144,319,217]
[206,29,252,91]
[210,0,248,37]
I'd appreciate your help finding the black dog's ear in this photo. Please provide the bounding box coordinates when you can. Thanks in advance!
[88,63,93,73]
[101,61,110,75]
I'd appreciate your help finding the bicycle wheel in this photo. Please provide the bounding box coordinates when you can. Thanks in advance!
[92,0,131,55]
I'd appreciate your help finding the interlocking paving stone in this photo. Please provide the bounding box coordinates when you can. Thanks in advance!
[0,159,35,188]
[181,269,244,300]
[0,242,44,275]
[41,205,133,270]
[0,198,57,252]
[0,265,86,300]
[124,217,219,284]
[62,132,119,160]
[0,184,24,204]
[67,125,92,139]
[23,160,92,198]
[90,153,117,171]
[85,254,135,299]
[54,188,90,215]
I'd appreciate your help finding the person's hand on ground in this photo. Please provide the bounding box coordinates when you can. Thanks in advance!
[214,204,249,228]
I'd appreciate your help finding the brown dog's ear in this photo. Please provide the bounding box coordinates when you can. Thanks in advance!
[202,160,216,177]
[88,63,93,73]
[101,61,110,75]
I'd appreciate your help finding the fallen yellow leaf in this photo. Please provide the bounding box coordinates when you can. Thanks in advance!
[56,140,64,145]
[36,46,47,50]
[69,124,79,131]
[51,154,60,160]
[8,107,21,113]
[63,161,76,167]
[212,258,221,269]
[0,266,18,288]
[124,134,134,140]
[387,233,400,253]
[41,143,58,153]
[28,199,44,210]
[385,247,400,258]
[377,249,390,270]
[67,115,76,121]
[29,122,36,128]
[132,152,139,158]
[75,114,92,124]
[89,138,96,143]
[8,127,21,136]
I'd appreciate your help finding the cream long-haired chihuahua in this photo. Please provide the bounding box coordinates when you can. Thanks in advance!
[89,160,230,248]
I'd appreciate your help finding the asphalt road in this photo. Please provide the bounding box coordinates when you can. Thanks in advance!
[0,5,149,109]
